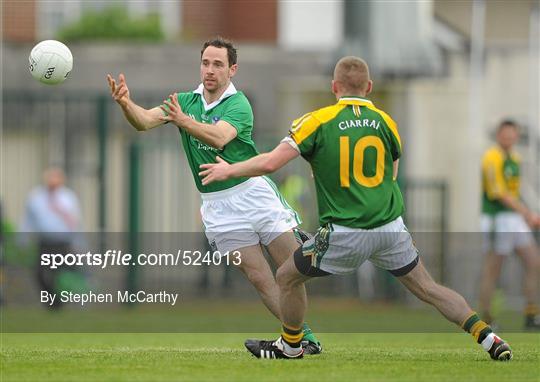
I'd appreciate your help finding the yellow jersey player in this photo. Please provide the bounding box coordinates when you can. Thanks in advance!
[479,120,540,329]
[200,56,513,361]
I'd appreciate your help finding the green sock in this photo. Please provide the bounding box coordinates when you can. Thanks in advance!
[302,322,320,344]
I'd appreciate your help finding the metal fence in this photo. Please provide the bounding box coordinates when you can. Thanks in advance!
[3,92,449,303]
[403,179,448,283]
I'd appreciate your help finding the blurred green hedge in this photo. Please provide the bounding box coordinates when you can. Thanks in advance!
[57,7,164,42]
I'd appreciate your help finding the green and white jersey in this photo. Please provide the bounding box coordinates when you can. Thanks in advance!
[286,96,404,229]
[175,83,259,193]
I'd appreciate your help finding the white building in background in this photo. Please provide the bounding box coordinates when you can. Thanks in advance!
[278,1,344,50]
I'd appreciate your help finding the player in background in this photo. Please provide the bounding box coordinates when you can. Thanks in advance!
[479,120,540,329]
[107,37,321,353]
[200,56,513,361]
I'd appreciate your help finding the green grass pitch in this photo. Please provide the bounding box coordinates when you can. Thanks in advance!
[2,332,539,382]
[2,301,539,381]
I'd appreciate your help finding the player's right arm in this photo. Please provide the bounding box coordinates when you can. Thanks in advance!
[107,73,164,131]
[497,195,540,227]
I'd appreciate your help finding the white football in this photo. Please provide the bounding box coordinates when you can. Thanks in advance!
[28,40,73,85]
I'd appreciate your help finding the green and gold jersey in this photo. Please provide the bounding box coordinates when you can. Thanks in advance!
[175,83,259,193]
[481,146,521,215]
[288,96,404,229]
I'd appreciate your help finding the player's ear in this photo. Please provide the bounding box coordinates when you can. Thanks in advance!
[365,80,373,95]
[331,80,338,95]
[229,64,238,78]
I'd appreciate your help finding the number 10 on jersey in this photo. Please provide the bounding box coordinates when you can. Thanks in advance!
[339,136,385,188]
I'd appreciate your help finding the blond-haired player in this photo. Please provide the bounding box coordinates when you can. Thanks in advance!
[201,57,513,361]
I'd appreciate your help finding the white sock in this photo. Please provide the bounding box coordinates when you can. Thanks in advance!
[481,333,496,351]
[279,337,302,356]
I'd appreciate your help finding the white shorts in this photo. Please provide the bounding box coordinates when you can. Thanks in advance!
[481,212,535,255]
[297,216,419,276]
[201,177,301,253]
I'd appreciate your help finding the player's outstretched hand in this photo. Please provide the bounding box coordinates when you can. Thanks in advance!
[527,212,540,229]
[199,156,231,185]
[107,73,130,107]
[159,93,189,127]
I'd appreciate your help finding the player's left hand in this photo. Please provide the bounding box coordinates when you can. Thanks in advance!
[199,156,232,185]
[159,93,189,127]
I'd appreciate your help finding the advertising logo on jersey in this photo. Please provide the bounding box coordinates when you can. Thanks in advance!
[200,115,220,124]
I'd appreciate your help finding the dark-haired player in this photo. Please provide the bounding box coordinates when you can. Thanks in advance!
[479,120,540,329]
[107,37,321,353]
